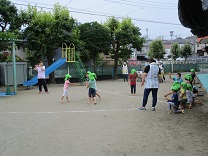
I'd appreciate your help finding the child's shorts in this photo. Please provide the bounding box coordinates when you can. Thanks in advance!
[89,88,96,97]
[63,89,68,96]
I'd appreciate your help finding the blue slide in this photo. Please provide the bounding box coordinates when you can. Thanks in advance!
[23,58,66,86]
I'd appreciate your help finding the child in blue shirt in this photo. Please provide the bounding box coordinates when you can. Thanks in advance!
[165,86,185,114]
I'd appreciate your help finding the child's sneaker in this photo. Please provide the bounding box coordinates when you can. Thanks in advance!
[39,92,42,94]
[152,107,156,111]
[46,92,49,94]
[138,107,146,110]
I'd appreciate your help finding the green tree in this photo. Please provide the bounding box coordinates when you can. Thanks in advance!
[180,43,192,60]
[105,17,144,79]
[0,0,24,50]
[0,0,23,32]
[78,22,111,73]
[148,39,165,60]
[171,43,180,60]
[22,4,78,83]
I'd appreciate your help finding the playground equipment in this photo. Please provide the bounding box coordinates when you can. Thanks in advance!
[0,40,17,96]
[62,43,86,84]
[22,43,86,87]
[23,58,66,87]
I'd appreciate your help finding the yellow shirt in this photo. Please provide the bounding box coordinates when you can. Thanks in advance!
[180,89,186,99]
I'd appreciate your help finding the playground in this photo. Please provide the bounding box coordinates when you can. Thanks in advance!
[0,76,208,156]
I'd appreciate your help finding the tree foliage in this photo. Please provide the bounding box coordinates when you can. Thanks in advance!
[78,22,111,72]
[180,43,192,59]
[0,0,23,32]
[171,43,180,60]
[22,3,78,83]
[104,17,144,79]
[148,39,165,60]
[0,0,24,50]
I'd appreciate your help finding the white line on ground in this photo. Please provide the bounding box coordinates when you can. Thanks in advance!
[98,89,164,103]
[0,108,138,114]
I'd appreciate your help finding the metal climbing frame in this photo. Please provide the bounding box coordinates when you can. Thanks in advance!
[62,43,75,62]
[62,43,86,84]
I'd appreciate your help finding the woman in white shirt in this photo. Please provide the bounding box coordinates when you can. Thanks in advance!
[34,61,49,94]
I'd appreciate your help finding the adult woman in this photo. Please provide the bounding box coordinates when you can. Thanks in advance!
[34,61,49,94]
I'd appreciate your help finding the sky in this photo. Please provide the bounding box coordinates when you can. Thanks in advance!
[10,0,194,40]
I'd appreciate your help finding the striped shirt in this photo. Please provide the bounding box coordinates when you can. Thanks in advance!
[144,62,160,89]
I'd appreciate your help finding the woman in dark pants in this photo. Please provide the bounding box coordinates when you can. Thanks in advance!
[139,59,161,111]
[34,61,49,94]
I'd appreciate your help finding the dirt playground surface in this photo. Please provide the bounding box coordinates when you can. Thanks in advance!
[0,75,208,156]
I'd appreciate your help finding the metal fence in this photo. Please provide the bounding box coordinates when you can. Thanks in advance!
[27,61,208,80]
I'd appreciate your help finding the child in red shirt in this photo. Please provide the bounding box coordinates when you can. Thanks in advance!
[128,69,138,95]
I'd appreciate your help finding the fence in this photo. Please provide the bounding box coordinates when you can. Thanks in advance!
[27,61,207,81]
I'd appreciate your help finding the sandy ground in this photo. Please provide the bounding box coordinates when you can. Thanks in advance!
[0,75,208,156]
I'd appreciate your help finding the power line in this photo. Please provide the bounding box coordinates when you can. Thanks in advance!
[104,0,177,9]
[12,2,181,26]
[119,0,177,6]
[65,0,74,6]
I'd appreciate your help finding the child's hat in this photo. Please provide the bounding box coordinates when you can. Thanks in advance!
[173,81,180,88]
[187,84,193,90]
[190,69,195,72]
[64,74,72,80]
[131,69,136,74]
[88,73,95,80]
[184,74,192,81]
[181,82,187,89]
[87,71,91,74]
[171,86,179,91]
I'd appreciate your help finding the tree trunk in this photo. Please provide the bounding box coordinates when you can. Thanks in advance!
[93,56,96,74]
[113,46,119,79]
[47,51,55,84]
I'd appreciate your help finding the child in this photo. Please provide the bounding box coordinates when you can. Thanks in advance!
[179,82,187,108]
[190,69,197,85]
[128,69,138,95]
[186,84,194,109]
[169,72,183,83]
[86,71,101,101]
[165,86,185,114]
[87,73,97,104]
[61,74,76,103]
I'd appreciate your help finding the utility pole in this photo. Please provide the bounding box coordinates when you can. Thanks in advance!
[12,40,17,93]
[170,31,174,73]
[194,35,196,63]
[146,28,149,52]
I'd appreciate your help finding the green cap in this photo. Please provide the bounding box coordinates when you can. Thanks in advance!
[131,69,136,74]
[181,82,187,90]
[87,71,91,74]
[187,84,193,91]
[64,74,72,81]
[184,74,192,81]
[88,73,96,80]
[171,86,179,91]
[190,69,195,72]
[172,81,181,88]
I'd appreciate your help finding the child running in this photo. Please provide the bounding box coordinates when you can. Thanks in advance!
[128,69,138,95]
[165,86,185,114]
[61,74,76,103]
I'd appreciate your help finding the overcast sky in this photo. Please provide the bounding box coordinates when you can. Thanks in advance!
[11,0,193,40]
